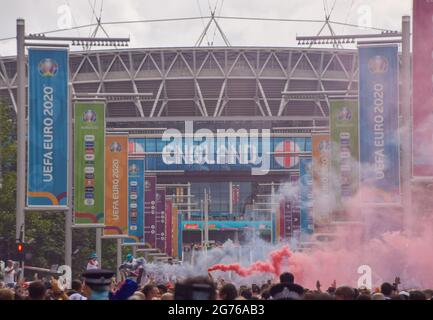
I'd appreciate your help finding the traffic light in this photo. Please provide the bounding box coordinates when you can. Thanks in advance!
[16,242,24,260]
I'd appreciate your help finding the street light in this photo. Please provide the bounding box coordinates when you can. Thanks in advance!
[294,16,412,233]
[15,18,130,276]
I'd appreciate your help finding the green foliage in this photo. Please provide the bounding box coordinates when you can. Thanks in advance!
[0,101,117,280]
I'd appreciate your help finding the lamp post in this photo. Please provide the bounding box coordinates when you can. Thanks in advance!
[15,18,130,275]
[294,16,412,226]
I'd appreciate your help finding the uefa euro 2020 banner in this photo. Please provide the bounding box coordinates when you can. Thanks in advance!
[125,158,145,243]
[312,134,331,227]
[104,135,128,236]
[144,176,157,247]
[27,48,68,207]
[359,46,400,203]
[299,158,314,238]
[413,0,433,177]
[74,102,105,224]
[156,188,166,252]
[330,100,359,210]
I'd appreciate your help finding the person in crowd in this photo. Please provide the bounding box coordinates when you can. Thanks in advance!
[260,289,271,300]
[86,253,99,270]
[0,288,15,300]
[334,286,355,300]
[27,281,47,300]
[67,279,87,300]
[409,290,427,300]
[175,276,217,300]
[81,269,115,300]
[49,278,69,300]
[142,284,161,300]
[157,284,168,295]
[239,287,253,300]
[128,294,144,300]
[398,291,410,300]
[4,260,16,288]
[423,289,433,300]
[279,272,294,284]
[380,282,394,300]
[111,278,138,300]
[304,292,334,300]
[372,293,386,300]
[251,284,261,299]
[133,291,146,299]
[279,272,304,295]
[14,284,27,300]
[269,283,301,300]
[219,283,238,300]
[161,292,174,300]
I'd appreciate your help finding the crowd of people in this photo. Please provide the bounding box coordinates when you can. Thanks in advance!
[1,266,432,300]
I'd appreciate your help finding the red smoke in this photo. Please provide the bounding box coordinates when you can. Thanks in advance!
[208,246,292,278]
[207,185,433,290]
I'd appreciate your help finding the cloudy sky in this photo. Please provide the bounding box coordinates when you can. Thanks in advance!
[0,0,412,56]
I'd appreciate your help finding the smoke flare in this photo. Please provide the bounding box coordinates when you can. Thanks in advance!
[208,246,292,278]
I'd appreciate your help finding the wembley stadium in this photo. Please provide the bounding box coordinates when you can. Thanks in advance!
[1,46,361,257]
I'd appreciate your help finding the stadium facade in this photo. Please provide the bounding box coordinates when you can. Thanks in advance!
[0,47,359,249]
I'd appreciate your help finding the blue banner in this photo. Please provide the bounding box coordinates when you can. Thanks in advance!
[300,158,314,237]
[125,158,145,243]
[359,46,400,203]
[129,136,311,172]
[27,48,68,207]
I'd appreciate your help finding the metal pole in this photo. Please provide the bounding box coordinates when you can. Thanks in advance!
[401,16,412,232]
[96,228,102,268]
[0,116,2,190]
[116,238,122,281]
[200,199,204,246]
[253,199,257,244]
[16,18,26,280]
[65,85,73,268]
[204,189,209,248]
[187,184,191,220]
[229,181,233,214]
[271,182,275,244]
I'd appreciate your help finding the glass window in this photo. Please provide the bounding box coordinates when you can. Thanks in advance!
[145,138,156,152]
[305,137,312,152]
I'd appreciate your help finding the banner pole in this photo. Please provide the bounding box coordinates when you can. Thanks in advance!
[65,85,73,268]
[401,15,412,231]
[16,18,26,281]
[116,238,122,281]
[96,227,102,268]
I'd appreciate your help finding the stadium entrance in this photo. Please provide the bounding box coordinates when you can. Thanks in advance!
[121,119,313,256]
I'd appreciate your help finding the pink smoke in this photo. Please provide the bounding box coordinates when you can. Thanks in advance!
[209,185,433,290]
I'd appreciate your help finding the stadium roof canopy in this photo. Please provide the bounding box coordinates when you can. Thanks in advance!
[0,46,358,128]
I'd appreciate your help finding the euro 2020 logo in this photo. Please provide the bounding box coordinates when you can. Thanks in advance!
[338,107,352,121]
[38,58,58,77]
[368,56,388,74]
[82,110,97,123]
[129,163,139,174]
[110,141,122,153]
